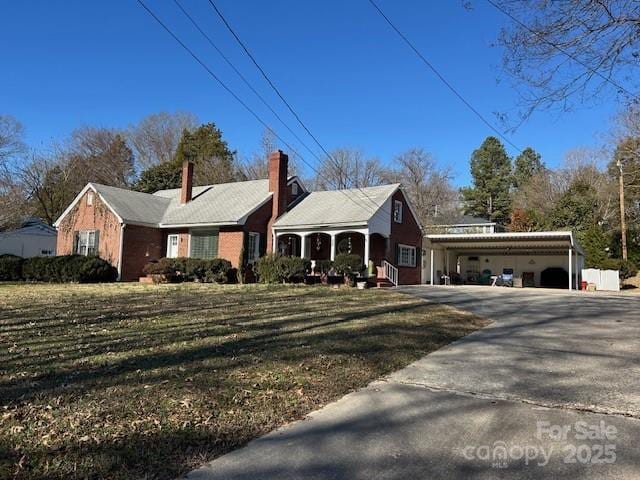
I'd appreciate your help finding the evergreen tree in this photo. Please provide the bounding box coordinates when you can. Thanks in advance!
[513,147,545,189]
[548,179,599,232]
[461,136,512,224]
[134,122,241,193]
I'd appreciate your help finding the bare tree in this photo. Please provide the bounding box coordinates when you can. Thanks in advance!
[494,0,639,121]
[385,148,458,226]
[19,151,76,225]
[239,129,302,180]
[0,115,28,229]
[127,111,198,169]
[313,148,386,191]
[239,129,279,180]
[67,127,135,187]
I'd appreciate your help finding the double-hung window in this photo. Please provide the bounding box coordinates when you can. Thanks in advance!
[76,230,98,256]
[397,244,416,267]
[247,232,260,264]
[393,200,403,223]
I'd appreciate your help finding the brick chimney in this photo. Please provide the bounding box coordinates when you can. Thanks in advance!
[181,160,194,204]
[266,150,288,252]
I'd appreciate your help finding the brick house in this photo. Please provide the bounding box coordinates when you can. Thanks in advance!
[54,151,423,284]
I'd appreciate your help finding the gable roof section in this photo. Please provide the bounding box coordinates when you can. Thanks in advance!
[273,184,401,229]
[54,177,306,229]
[95,184,171,226]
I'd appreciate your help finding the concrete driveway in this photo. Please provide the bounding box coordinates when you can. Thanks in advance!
[185,286,640,479]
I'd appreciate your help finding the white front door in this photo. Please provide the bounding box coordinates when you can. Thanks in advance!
[167,234,179,258]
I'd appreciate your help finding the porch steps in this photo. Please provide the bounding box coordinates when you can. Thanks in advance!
[375,278,395,288]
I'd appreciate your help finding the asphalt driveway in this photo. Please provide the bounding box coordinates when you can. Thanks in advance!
[185,286,640,479]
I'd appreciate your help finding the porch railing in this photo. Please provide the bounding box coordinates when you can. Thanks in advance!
[383,260,398,286]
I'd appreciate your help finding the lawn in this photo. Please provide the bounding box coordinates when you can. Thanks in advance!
[0,283,486,480]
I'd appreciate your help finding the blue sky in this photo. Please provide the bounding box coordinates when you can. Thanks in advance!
[0,0,624,185]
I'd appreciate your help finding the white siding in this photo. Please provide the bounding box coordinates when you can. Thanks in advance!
[0,231,57,257]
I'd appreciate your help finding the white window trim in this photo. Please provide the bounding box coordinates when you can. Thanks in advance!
[87,192,94,206]
[77,230,97,256]
[166,234,179,258]
[393,200,403,223]
[291,182,298,195]
[398,243,416,268]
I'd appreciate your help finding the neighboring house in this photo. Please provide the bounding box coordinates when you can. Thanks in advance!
[54,151,423,284]
[424,215,504,234]
[423,217,585,290]
[0,218,57,258]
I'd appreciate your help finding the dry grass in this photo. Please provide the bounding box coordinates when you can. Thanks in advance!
[0,283,486,480]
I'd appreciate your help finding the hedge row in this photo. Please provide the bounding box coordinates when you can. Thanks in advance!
[143,257,232,283]
[0,254,117,283]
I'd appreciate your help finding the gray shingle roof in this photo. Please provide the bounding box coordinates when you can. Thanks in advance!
[89,180,272,227]
[92,183,170,226]
[273,184,400,228]
[154,179,272,226]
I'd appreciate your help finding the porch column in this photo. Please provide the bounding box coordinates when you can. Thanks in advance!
[272,232,277,253]
[568,248,573,291]
[363,232,370,270]
[330,233,336,261]
[430,248,435,286]
[300,234,308,259]
[574,251,579,290]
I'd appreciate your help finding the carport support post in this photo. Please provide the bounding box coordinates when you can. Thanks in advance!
[568,248,573,291]
[430,249,434,286]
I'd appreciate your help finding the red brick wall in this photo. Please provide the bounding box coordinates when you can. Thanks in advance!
[389,189,423,285]
[121,225,163,281]
[218,228,244,268]
[162,229,190,257]
[56,190,122,267]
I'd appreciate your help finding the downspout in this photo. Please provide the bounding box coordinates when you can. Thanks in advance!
[117,223,126,281]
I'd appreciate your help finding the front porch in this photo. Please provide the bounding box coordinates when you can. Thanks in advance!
[273,228,392,283]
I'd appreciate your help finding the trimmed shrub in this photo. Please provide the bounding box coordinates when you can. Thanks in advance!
[333,253,365,275]
[143,257,232,283]
[255,253,281,284]
[143,258,177,275]
[0,254,24,281]
[21,255,117,283]
[278,256,310,283]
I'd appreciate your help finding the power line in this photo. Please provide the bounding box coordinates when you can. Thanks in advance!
[172,0,327,169]
[485,0,637,100]
[206,0,385,213]
[136,0,380,216]
[367,0,522,153]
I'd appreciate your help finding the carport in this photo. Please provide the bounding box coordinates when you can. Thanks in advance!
[423,231,585,290]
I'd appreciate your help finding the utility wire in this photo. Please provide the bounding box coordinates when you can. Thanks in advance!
[206,0,385,213]
[172,0,327,169]
[367,0,522,153]
[485,0,636,100]
[136,0,379,215]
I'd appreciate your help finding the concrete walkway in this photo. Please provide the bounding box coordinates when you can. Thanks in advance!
[185,286,640,479]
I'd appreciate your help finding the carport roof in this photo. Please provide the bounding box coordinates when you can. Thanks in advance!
[425,231,584,255]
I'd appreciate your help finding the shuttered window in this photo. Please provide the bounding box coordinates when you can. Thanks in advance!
[189,230,219,259]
